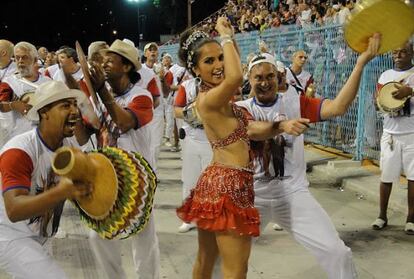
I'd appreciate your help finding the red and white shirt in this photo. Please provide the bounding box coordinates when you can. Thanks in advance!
[174,78,208,143]
[97,84,154,165]
[0,74,51,147]
[43,64,59,79]
[140,64,164,117]
[0,129,79,241]
[237,85,324,198]
[377,66,414,134]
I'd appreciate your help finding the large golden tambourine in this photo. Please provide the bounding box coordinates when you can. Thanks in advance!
[345,0,414,54]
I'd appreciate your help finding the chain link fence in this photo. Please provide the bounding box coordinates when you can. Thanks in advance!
[160,24,395,161]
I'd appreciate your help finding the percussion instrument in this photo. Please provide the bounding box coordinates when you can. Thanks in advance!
[183,101,203,128]
[52,146,157,239]
[75,41,101,129]
[376,81,409,116]
[344,0,414,54]
[76,41,99,106]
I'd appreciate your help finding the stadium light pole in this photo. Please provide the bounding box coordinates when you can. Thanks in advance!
[127,0,146,46]
[188,0,195,28]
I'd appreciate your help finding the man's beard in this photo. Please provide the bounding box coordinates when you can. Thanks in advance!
[19,66,32,77]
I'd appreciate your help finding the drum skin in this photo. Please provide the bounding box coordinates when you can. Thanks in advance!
[345,0,414,54]
[377,81,407,115]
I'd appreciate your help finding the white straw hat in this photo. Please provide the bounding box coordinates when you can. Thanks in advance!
[101,39,141,71]
[27,81,85,121]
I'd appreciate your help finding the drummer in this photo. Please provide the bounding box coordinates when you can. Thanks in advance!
[0,80,92,279]
[372,41,414,234]
[87,39,159,279]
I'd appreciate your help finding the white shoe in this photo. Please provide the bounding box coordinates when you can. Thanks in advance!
[178,222,196,233]
[272,223,283,231]
[54,227,67,239]
[164,141,173,147]
[405,222,414,235]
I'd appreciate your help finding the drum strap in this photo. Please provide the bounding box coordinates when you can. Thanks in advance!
[395,68,414,83]
[396,69,414,117]
[288,67,304,93]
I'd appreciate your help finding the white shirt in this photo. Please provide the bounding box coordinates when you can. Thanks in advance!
[0,129,79,242]
[0,61,17,82]
[169,64,188,86]
[337,7,351,25]
[378,66,414,134]
[286,67,313,93]
[237,86,309,198]
[179,79,209,143]
[52,66,84,82]
[1,74,51,145]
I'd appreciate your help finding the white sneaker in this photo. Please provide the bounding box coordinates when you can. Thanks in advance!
[272,223,283,231]
[178,222,196,233]
[165,141,173,147]
[54,227,67,239]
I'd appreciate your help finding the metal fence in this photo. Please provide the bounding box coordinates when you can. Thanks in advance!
[160,24,395,161]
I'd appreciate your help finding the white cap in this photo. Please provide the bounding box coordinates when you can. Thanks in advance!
[276,61,286,73]
[122,38,135,47]
[248,53,277,73]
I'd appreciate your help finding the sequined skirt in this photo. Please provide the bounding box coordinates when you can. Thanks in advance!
[176,163,260,236]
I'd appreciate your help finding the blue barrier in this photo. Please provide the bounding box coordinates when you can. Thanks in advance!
[160,25,395,161]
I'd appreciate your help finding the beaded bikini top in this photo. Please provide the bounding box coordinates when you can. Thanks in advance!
[210,104,250,149]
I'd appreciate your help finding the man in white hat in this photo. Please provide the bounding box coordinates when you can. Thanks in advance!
[88,39,159,279]
[237,35,380,279]
[141,42,165,173]
[0,41,51,147]
[0,80,92,279]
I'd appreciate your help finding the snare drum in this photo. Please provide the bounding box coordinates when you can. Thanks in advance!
[183,101,203,128]
[377,81,408,116]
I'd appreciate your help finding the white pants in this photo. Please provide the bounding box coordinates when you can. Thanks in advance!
[89,214,160,279]
[255,189,357,279]
[0,238,67,279]
[149,114,165,172]
[164,102,175,140]
[181,136,212,199]
[380,132,414,182]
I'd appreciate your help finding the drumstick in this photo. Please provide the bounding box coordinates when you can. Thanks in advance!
[76,41,99,106]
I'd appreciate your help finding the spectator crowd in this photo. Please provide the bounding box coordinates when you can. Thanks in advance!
[165,0,356,44]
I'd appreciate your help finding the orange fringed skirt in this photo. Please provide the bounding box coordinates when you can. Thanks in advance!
[176,164,260,236]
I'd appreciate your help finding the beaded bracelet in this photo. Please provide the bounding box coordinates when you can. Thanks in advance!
[220,36,234,47]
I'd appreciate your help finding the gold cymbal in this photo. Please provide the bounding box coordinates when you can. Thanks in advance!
[345,0,414,54]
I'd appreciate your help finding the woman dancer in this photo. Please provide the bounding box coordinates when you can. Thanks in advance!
[177,17,309,279]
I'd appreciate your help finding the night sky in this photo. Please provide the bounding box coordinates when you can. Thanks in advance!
[1,0,225,50]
